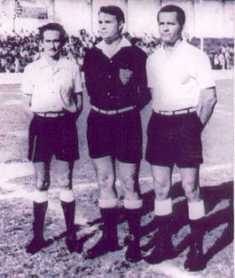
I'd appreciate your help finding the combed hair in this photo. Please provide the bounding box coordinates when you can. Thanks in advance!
[99,5,125,23]
[157,5,186,27]
[38,23,67,45]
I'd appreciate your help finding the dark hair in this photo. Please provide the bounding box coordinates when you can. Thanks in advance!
[38,23,67,45]
[157,5,186,28]
[99,5,125,24]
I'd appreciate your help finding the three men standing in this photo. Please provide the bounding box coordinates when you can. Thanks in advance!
[22,3,217,272]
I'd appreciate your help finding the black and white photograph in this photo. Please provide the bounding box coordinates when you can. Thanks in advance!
[0,0,234,277]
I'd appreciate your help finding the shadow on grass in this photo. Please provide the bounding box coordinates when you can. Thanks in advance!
[140,181,233,268]
[52,224,97,254]
[58,181,233,259]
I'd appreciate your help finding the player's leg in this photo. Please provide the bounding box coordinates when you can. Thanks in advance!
[57,160,80,253]
[118,161,142,262]
[86,111,120,258]
[26,160,52,254]
[56,114,80,252]
[145,113,176,263]
[178,112,205,271]
[114,109,143,262]
[181,167,206,271]
[144,165,175,263]
[86,156,120,259]
[26,116,52,254]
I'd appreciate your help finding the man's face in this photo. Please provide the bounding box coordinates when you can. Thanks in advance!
[98,12,122,42]
[41,30,63,58]
[158,12,182,45]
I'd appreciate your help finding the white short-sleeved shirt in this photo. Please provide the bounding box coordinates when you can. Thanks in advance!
[146,41,215,111]
[21,56,82,113]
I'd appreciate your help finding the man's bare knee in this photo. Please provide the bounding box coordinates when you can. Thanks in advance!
[121,174,136,191]
[153,177,170,200]
[36,179,50,191]
[183,182,199,201]
[98,172,114,190]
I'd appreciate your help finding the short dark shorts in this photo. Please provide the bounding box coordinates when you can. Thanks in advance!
[146,112,203,167]
[87,109,142,163]
[28,113,79,162]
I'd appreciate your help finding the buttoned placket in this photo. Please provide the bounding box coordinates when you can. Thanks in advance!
[43,63,61,110]
[105,58,114,98]
[49,64,60,95]
[108,59,112,80]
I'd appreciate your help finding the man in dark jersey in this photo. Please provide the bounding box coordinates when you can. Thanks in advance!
[83,5,150,262]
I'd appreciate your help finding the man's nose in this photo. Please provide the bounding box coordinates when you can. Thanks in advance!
[51,42,57,48]
[100,23,106,29]
[163,25,169,32]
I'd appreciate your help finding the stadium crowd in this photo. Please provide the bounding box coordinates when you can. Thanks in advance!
[0,29,233,73]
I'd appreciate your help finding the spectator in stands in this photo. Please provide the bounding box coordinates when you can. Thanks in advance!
[218,48,226,69]
[213,53,222,70]
[1,28,233,72]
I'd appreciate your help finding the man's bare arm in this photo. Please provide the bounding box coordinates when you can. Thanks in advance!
[196,87,217,126]
[74,92,83,115]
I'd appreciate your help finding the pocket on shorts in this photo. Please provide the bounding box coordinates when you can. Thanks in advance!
[147,113,161,137]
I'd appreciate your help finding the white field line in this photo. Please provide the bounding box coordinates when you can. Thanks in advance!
[143,262,203,278]
[0,162,233,189]
[0,162,232,201]
[0,162,34,183]
[0,162,232,225]
[139,163,233,184]
[3,99,22,106]
[0,162,233,190]
[214,109,233,116]
[213,104,233,116]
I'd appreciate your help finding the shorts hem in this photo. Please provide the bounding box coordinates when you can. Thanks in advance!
[116,157,142,164]
[146,160,203,168]
[90,153,142,164]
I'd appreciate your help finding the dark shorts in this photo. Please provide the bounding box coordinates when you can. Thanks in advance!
[28,113,79,162]
[146,112,203,167]
[87,109,142,163]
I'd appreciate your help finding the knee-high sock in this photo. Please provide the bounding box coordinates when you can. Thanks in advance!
[124,199,143,241]
[187,199,206,241]
[98,198,118,241]
[154,198,174,246]
[32,190,48,240]
[60,189,76,236]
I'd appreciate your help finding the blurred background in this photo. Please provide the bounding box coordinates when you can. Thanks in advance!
[0,0,234,73]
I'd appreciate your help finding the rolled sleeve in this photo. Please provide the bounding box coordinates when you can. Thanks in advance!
[21,65,34,96]
[73,66,82,94]
[196,52,216,90]
[146,55,155,89]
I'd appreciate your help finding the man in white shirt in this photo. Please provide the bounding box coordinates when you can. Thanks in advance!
[145,5,217,271]
[22,23,83,254]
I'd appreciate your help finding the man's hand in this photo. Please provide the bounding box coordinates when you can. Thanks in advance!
[74,92,83,119]
[196,87,217,127]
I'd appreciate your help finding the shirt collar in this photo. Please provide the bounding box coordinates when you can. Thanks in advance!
[160,38,184,52]
[38,55,67,69]
[96,37,131,57]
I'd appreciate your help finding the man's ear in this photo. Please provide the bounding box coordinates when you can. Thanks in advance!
[118,21,124,33]
[39,41,44,52]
